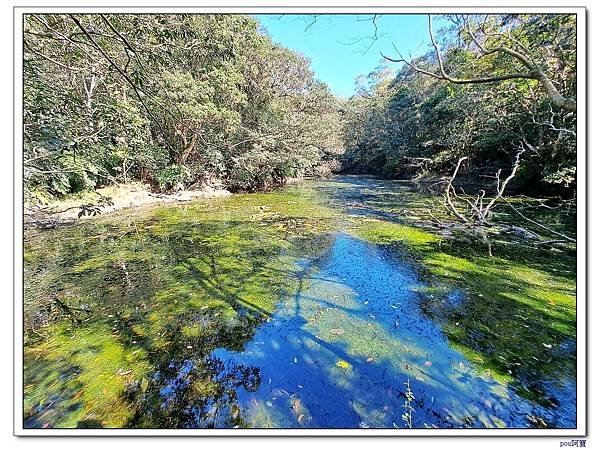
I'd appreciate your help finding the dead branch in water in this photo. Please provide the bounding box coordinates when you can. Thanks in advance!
[502,198,576,243]
[444,145,526,225]
[444,156,470,223]
[437,143,574,249]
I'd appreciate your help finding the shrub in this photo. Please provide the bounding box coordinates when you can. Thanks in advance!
[154,164,192,192]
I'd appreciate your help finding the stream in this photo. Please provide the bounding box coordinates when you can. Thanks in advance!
[23,176,577,429]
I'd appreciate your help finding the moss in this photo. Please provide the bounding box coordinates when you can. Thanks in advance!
[350,214,576,391]
[23,182,338,428]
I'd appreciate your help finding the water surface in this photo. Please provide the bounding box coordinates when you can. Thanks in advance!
[23,176,577,429]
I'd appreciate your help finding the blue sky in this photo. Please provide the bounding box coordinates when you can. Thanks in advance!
[255,14,443,98]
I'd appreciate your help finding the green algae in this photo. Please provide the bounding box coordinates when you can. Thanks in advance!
[23,185,338,428]
[23,176,576,428]
[24,321,151,428]
[348,216,576,395]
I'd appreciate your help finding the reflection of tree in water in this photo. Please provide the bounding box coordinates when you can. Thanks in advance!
[128,355,261,428]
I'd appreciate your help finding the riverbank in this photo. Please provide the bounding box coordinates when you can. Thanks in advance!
[24,182,232,229]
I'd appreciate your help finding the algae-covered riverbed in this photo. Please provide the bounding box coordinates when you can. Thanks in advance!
[23,176,577,429]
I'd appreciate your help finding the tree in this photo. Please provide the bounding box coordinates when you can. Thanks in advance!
[23,13,344,199]
[342,13,577,192]
[383,14,576,112]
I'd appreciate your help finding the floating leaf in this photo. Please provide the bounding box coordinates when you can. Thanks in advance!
[266,401,273,407]
[292,398,302,414]
[72,389,84,400]
[140,377,149,393]
[424,361,432,367]
[336,360,350,369]
[366,357,374,363]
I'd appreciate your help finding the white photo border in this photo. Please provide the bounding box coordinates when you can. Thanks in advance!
[13,2,587,437]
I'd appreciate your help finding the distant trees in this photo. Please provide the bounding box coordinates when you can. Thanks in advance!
[24,13,577,203]
[24,14,343,202]
[342,14,577,193]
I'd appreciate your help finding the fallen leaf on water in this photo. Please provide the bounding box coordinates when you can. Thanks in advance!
[266,401,273,407]
[366,357,374,363]
[424,361,432,367]
[140,377,149,393]
[336,360,351,369]
[292,398,302,414]
[72,390,84,400]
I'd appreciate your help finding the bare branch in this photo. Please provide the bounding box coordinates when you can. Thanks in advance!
[444,156,470,223]
[503,199,576,242]
[381,14,576,112]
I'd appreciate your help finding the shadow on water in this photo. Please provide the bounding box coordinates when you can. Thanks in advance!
[209,232,574,428]
[23,175,576,429]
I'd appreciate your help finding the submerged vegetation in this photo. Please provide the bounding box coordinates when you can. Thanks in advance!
[24,186,337,427]
[24,177,576,428]
[22,13,577,430]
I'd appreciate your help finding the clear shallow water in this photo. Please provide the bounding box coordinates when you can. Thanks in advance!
[24,175,576,429]
[209,232,574,428]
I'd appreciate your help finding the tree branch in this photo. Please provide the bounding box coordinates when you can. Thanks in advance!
[382,14,576,112]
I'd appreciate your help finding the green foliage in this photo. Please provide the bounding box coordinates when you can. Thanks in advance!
[155,164,192,191]
[23,14,343,201]
[341,14,576,194]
